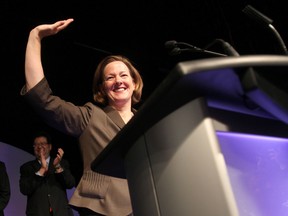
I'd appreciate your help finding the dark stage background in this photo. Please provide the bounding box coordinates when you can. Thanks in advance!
[1,0,288,183]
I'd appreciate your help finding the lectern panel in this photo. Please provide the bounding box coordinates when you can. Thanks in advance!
[219,132,288,216]
[125,98,238,216]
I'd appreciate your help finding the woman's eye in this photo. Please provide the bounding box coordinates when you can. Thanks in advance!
[106,76,113,81]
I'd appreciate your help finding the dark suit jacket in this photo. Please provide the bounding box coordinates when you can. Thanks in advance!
[0,161,10,216]
[19,157,75,216]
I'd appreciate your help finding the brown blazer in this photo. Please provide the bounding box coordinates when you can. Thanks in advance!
[21,78,132,216]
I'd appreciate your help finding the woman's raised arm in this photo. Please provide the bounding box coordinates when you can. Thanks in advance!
[25,19,74,90]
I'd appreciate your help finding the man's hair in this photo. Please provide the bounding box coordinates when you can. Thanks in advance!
[33,131,52,144]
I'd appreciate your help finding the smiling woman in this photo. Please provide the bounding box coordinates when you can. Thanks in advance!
[2,0,288,172]
[92,56,143,123]
[92,55,143,108]
[21,19,144,216]
[103,62,135,109]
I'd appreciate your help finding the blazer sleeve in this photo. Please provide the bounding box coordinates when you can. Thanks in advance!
[21,78,92,137]
[0,162,10,210]
[19,162,46,195]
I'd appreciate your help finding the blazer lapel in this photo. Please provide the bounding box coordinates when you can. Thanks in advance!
[103,106,125,129]
[32,159,41,172]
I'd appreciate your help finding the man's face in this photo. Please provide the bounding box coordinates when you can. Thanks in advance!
[33,136,51,160]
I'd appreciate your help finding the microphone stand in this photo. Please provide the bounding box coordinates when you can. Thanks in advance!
[268,24,288,55]
[168,43,227,57]
[176,41,227,57]
[191,48,227,57]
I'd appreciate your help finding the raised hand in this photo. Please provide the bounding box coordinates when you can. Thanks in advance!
[39,148,49,174]
[34,18,74,39]
[25,18,74,91]
[53,148,64,167]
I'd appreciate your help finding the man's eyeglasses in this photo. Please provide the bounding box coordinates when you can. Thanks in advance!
[33,143,49,148]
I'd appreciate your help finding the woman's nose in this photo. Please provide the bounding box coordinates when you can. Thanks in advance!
[115,76,122,84]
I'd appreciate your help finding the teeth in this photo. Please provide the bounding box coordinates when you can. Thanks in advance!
[115,88,125,92]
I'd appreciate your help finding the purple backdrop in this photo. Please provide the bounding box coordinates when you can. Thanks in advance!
[0,141,78,215]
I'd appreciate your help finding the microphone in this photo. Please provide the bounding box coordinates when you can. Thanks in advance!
[242,5,288,55]
[242,4,273,26]
[165,40,203,50]
[164,40,178,50]
[165,40,227,57]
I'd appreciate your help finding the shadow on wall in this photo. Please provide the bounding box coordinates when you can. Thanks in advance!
[0,141,78,216]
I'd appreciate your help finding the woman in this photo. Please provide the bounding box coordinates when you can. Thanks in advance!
[21,19,143,216]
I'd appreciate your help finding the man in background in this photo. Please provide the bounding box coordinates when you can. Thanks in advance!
[19,131,75,216]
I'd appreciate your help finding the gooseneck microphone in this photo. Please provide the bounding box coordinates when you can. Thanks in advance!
[242,5,288,55]
[165,40,227,57]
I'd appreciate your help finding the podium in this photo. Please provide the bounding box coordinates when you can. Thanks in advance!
[91,55,288,216]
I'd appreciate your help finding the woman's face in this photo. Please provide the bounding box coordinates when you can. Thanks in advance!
[102,61,135,107]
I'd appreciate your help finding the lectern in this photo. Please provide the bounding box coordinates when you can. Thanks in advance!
[91,55,288,216]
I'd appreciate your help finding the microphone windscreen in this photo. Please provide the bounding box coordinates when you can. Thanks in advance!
[242,5,273,26]
[165,40,178,49]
